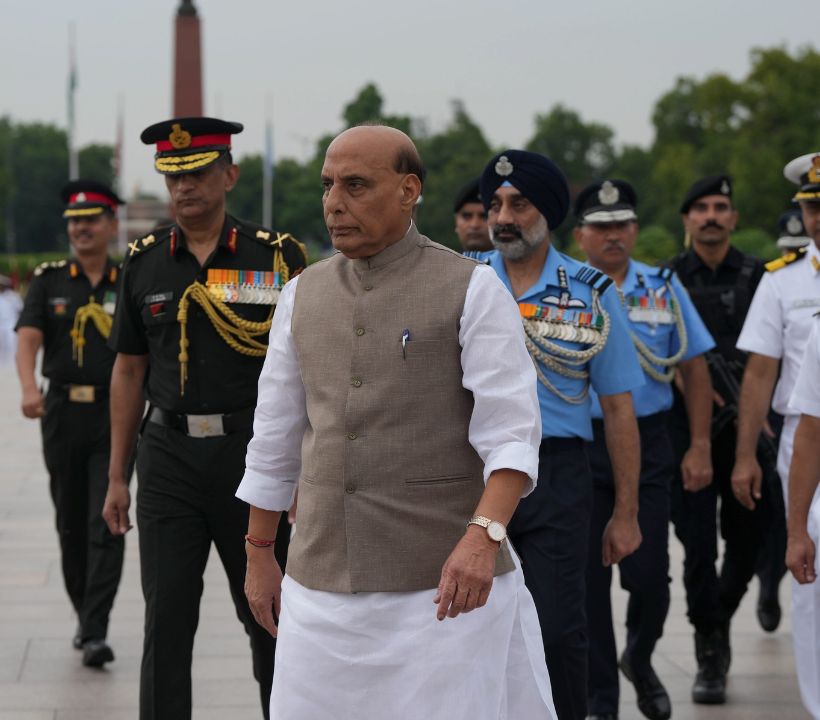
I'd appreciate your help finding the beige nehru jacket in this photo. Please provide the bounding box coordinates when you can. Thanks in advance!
[286,226,515,593]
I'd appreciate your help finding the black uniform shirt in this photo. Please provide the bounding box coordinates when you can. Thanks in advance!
[669,245,765,365]
[109,214,307,414]
[16,258,119,386]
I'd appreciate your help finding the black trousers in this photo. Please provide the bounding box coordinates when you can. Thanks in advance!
[586,414,674,716]
[669,414,770,634]
[136,422,290,720]
[508,437,593,720]
[41,387,124,642]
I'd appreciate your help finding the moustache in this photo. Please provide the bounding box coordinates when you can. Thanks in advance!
[700,220,724,231]
[491,224,523,239]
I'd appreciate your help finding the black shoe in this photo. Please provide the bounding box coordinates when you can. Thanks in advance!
[587,715,618,720]
[757,597,781,633]
[82,639,114,668]
[692,630,727,704]
[72,626,83,650]
[619,653,671,720]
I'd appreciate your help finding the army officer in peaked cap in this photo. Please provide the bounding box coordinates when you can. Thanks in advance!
[574,179,715,720]
[16,180,126,668]
[478,150,645,720]
[102,117,306,720]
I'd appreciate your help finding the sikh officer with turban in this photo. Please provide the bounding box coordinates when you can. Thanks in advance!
[477,151,645,720]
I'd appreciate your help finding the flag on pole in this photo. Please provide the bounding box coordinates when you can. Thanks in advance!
[113,96,123,192]
[262,105,274,228]
[67,23,79,180]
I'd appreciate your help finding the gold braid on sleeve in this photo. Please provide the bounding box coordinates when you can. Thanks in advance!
[70,297,113,367]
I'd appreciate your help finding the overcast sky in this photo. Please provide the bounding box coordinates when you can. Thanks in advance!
[2,0,818,198]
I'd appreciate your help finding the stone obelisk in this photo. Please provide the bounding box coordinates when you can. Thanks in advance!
[173,0,203,116]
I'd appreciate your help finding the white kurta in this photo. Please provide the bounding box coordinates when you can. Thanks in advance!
[238,263,556,719]
[737,240,820,719]
[786,317,820,720]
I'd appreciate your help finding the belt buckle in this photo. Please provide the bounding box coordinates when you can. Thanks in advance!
[68,385,95,403]
[186,413,225,438]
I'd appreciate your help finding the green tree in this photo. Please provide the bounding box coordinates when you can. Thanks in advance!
[7,122,69,252]
[633,225,679,265]
[525,104,615,194]
[78,144,115,187]
[341,83,413,135]
[415,100,492,249]
[732,228,778,261]
[228,154,264,223]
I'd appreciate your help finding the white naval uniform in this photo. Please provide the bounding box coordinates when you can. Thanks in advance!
[238,266,557,720]
[736,240,820,719]
[786,318,820,720]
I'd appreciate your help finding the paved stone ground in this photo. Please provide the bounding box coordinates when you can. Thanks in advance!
[0,366,809,719]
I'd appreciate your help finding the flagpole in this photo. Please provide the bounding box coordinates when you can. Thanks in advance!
[67,23,79,180]
[115,95,128,255]
[262,94,273,229]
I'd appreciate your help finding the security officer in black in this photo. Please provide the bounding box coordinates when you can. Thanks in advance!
[15,180,126,668]
[102,117,306,720]
[667,175,770,704]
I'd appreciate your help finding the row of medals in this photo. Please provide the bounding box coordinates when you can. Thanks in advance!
[206,269,282,305]
[519,303,603,345]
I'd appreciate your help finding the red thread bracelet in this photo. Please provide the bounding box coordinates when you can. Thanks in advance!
[245,534,275,548]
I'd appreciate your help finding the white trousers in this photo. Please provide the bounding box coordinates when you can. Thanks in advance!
[779,415,820,720]
[270,557,557,720]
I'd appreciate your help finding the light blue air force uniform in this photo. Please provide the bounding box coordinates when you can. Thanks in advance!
[479,248,644,440]
[589,260,715,419]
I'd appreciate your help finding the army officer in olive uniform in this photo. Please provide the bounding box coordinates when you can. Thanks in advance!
[102,117,306,720]
[16,180,126,668]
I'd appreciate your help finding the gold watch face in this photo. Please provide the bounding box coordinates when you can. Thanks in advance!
[487,521,506,543]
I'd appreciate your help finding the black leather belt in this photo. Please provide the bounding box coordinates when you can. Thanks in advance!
[146,406,255,438]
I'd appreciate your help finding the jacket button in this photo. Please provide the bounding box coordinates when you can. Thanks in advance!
[364,285,373,291]
[345,485,355,494]
[351,378,362,387]
[356,327,365,336]
[347,431,358,440]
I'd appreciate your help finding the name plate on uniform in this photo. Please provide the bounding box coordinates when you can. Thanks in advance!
[518,302,604,344]
[186,414,225,438]
[206,269,282,305]
[68,385,95,403]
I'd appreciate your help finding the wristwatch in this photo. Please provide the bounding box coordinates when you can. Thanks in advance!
[467,515,507,544]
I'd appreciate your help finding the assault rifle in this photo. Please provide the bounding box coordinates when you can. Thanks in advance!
[704,350,779,473]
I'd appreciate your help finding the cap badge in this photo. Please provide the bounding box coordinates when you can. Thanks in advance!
[598,181,619,206]
[787,216,803,235]
[809,155,820,184]
[720,180,731,195]
[169,123,192,150]
[495,155,514,177]
[76,192,86,202]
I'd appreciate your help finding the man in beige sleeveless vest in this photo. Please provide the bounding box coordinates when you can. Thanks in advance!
[236,125,557,719]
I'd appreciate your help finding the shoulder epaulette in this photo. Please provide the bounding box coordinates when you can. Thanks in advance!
[462,250,492,265]
[32,259,67,277]
[574,265,613,293]
[126,229,169,259]
[765,246,807,273]
[242,225,308,265]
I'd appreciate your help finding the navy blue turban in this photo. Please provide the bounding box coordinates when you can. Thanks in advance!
[479,150,570,229]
